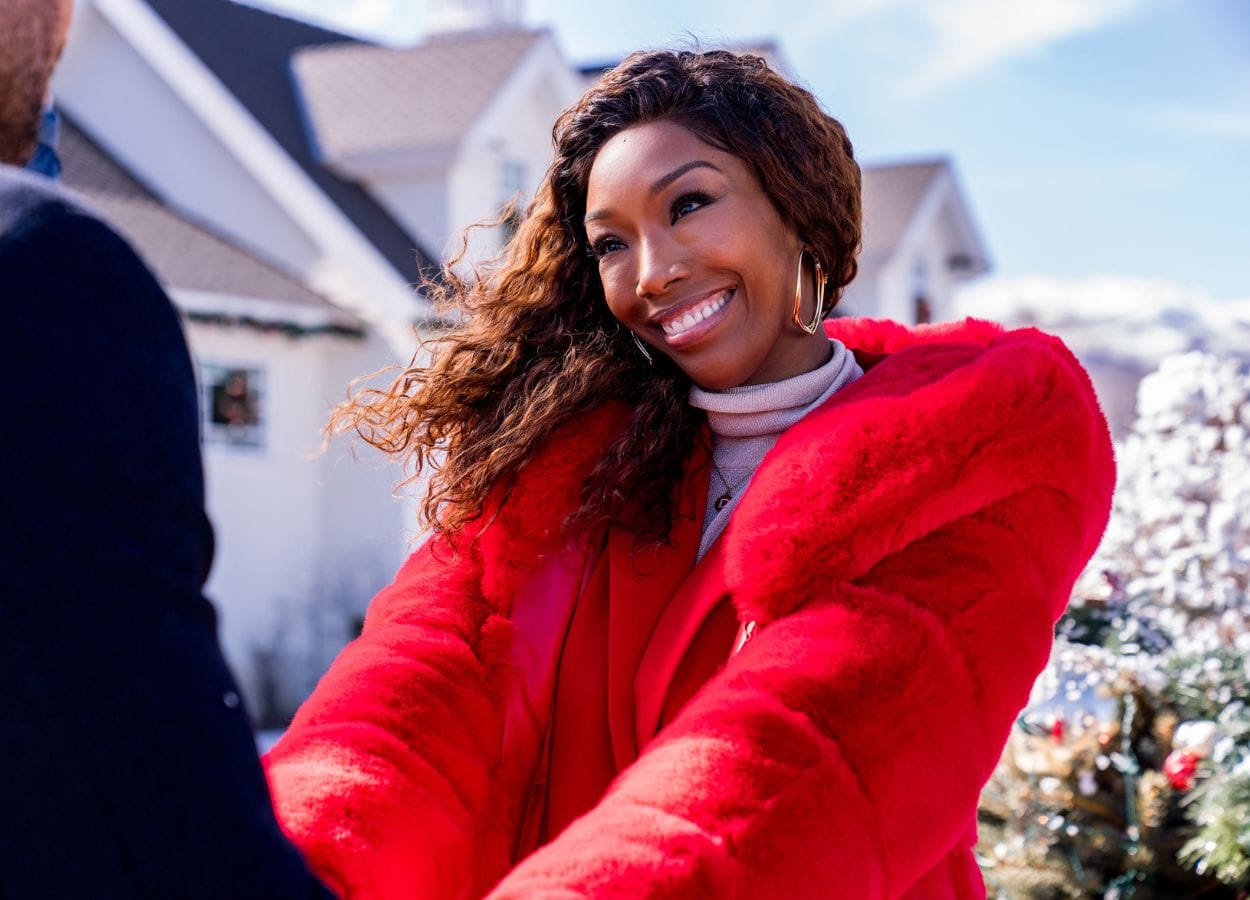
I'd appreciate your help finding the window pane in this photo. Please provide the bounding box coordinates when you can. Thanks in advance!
[201,363,264,448]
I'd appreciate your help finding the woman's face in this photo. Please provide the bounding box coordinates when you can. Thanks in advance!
[585,118,830,389]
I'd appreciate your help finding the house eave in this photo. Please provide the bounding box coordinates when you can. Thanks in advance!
[172,288,367,339]
[322,142,460,181]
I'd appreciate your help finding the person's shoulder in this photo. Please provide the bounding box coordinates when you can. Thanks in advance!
[730,318,1115,624]
[0,166,190,389]
[828,315,1071,361]
[0,164,93,234]
[1,166,167,309]
[0,164,137,273]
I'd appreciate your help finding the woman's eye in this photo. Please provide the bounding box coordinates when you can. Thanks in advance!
[672,192,712,222]
[590,236,624,260]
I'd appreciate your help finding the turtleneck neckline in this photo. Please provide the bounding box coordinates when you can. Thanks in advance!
[689,338,860,440]
[687,338,864,561]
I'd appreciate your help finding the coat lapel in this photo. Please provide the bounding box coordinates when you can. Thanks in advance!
[604,440,710,770]
[633,533,731,748]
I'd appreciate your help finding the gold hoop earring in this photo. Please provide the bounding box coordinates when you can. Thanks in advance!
[631,331,653,364]
[791,247,827,335]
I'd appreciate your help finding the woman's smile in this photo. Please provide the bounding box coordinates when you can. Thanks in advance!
[653,287,734,347]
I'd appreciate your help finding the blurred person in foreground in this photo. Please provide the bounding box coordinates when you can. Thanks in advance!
[0,1,330,895]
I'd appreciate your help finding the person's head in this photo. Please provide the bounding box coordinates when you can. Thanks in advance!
[0,0,74,165]
[552,49,861,389]
[338,48,861,541]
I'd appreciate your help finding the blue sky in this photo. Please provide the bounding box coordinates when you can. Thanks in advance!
[244,0,1249,299]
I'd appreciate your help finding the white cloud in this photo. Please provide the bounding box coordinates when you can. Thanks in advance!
[899,0,1141,97]
[1154,105,1250,140]
[791,0,1143,99]
[238,0,424,41]
[798,0,909,36]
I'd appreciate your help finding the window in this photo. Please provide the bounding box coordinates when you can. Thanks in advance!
[201,363,264,448]
[499,158,526,201]
[499,158,526,243]
[911,259,932,324]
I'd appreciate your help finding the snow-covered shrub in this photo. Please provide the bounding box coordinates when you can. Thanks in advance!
[980,349,1250,897]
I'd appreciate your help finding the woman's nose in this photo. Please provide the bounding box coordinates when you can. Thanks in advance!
[635,232,690,299]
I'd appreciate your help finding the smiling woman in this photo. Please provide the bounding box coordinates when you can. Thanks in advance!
[263,49,1116,899]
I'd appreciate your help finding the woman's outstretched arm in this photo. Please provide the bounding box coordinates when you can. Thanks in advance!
[263,533,508,899]
[264,406,629,900]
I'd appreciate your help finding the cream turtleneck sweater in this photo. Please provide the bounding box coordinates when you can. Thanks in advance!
[688,338,863,561]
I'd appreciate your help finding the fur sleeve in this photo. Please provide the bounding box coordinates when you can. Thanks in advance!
[486,330,1115,899]
[263,531,512,899]
[263,405,630,899]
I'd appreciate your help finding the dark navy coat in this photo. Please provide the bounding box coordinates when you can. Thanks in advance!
[0,166,332,899]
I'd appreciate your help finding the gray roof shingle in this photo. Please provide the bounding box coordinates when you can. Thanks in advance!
[860,159,945,262]
[292,29,542,161]
[59,115,360,327]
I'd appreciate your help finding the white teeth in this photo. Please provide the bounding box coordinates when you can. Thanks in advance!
[661,292,729,337]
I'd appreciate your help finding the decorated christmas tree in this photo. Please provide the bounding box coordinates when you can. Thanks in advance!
[977,351,1250,898]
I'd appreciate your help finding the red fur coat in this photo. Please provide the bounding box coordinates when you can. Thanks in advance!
[264,318,1115,898]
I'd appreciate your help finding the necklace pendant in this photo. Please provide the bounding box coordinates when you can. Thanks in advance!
[714,491,732,511]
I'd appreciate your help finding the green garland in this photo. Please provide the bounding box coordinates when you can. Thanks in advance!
[1179,771,1250,886]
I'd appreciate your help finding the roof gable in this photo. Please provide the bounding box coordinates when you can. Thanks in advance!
[857,158,989,279]
[141,0,438,281]
[860,160,945,262]
[292,29,543,164]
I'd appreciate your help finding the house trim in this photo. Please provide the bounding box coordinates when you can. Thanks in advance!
[172,288,367,338]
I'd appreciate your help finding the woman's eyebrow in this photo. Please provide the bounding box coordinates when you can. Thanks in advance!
[650,159,721,195]
[585,160,724,224]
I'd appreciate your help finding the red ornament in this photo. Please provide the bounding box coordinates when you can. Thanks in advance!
[1163,749,1201,791]
[1050,717,1065,745]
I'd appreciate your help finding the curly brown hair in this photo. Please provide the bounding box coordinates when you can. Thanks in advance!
[333,48,862,542]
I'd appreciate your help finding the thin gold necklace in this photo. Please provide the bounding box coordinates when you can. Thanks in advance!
[711,460,752,511]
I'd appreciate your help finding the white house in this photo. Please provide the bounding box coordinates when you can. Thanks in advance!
[51,0,588,721]
[55,110,411,723]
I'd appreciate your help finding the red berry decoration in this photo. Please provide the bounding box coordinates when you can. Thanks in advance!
[1050,717,1065,745]
[1163,749,1200,791]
